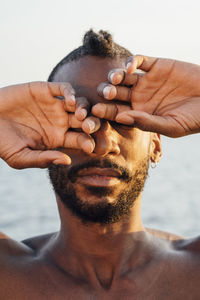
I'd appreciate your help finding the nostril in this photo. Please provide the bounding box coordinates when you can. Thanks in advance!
[91,140,120,157]
[109,143,120,156]
[90,120,120,156]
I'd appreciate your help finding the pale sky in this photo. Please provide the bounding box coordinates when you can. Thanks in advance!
[1,0,200,87]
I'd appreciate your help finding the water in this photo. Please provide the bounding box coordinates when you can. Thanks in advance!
[0,134,199,241]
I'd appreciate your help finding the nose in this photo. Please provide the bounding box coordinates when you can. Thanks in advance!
[91,120,120,157]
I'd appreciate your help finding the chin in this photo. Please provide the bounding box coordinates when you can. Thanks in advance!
[82,184,115,196]
[75,184,117,204]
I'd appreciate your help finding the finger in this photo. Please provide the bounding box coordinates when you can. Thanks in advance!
[7,148,71,169]
[64,131,95,153]
[108,69,126,85]
[75,97,90,121]
[64,104,76,113]
[30,82,75,106]
[82,116,101,134]
[115,110,181,137]
[69,114,101,134]
[97,83,131,102]
[68,114,83,128]
[108,69,142,86]
[47,82,76,101]
[62,96,91,116]
[62,83,76,107]
[97,83,117,100]
[49,82,76,109]
[92,103,131,121]
[60,99,76,113]
[126,55,158,74]
[64,94,76,108]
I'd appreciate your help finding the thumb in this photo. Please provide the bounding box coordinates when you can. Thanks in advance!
[116,111,179,137]
[6,148,71,169]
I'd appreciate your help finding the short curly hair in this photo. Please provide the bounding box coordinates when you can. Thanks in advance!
[48,29,132,81]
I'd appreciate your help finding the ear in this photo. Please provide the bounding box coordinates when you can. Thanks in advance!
[149,133,162,164]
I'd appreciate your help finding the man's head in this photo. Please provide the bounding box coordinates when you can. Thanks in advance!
[48,29,132,82]
[48,30,161,225]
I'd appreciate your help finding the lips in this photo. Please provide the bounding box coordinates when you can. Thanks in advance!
[76,168,122,187]
[77,168,121,177]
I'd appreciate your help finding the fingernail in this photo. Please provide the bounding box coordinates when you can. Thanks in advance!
[64,154,71,163]
[103,86,111,99]
[80,108,87,119]
[84,140,95,153]
[126,62,132,70]
[110,72,115,83]
[70,94,76,103]
[53,155,71,165]
[87,120,95,131]
[110,72,122,84]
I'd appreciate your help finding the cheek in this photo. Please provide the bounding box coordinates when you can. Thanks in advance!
[120,130,151,164]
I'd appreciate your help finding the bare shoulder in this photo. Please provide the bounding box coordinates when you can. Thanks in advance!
[21,232,56,251]
[173,235,200,253]
[0,230,55,262]
[0,230,56,287]
[0,231,57,297]
[0,231,34,275]
[0,231,33,254]
[146,227,200,254]
[146,227,184,241]
[0,231,10,240]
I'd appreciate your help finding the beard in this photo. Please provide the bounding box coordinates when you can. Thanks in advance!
[48,158,149,225]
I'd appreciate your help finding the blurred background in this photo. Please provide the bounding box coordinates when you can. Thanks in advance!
[0,0,199,240]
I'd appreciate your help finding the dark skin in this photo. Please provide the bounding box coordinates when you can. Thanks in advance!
[0,55,200,300]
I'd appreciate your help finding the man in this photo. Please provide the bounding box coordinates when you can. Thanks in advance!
[0,30,199,299]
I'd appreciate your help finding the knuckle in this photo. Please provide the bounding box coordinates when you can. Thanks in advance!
[63,83,74,95]
[64,82,72,89]
[76,132,85,146]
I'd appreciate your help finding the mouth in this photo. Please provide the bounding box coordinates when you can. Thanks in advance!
[76,168,122,187]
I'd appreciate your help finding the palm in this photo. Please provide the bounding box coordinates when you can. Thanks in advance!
[130,58,200,136]
[0,82,93,168]
[0,82,70,148]
[96,57,200,137]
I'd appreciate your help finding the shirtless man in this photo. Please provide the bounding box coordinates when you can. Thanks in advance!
[0,30,199,299]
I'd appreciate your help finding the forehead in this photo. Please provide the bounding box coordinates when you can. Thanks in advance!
[53,56,126,105]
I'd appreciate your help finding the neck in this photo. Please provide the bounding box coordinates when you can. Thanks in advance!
[47,195,152,289]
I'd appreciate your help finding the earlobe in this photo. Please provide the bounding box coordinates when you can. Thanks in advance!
[150,133,162,165]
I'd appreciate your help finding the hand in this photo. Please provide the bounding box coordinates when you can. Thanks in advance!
[93,55,200,137]
[0,82,100,169]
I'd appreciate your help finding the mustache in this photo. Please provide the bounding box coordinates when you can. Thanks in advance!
[68,158,131,183]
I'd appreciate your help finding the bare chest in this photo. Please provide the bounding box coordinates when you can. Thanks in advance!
[1,264,200,300]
